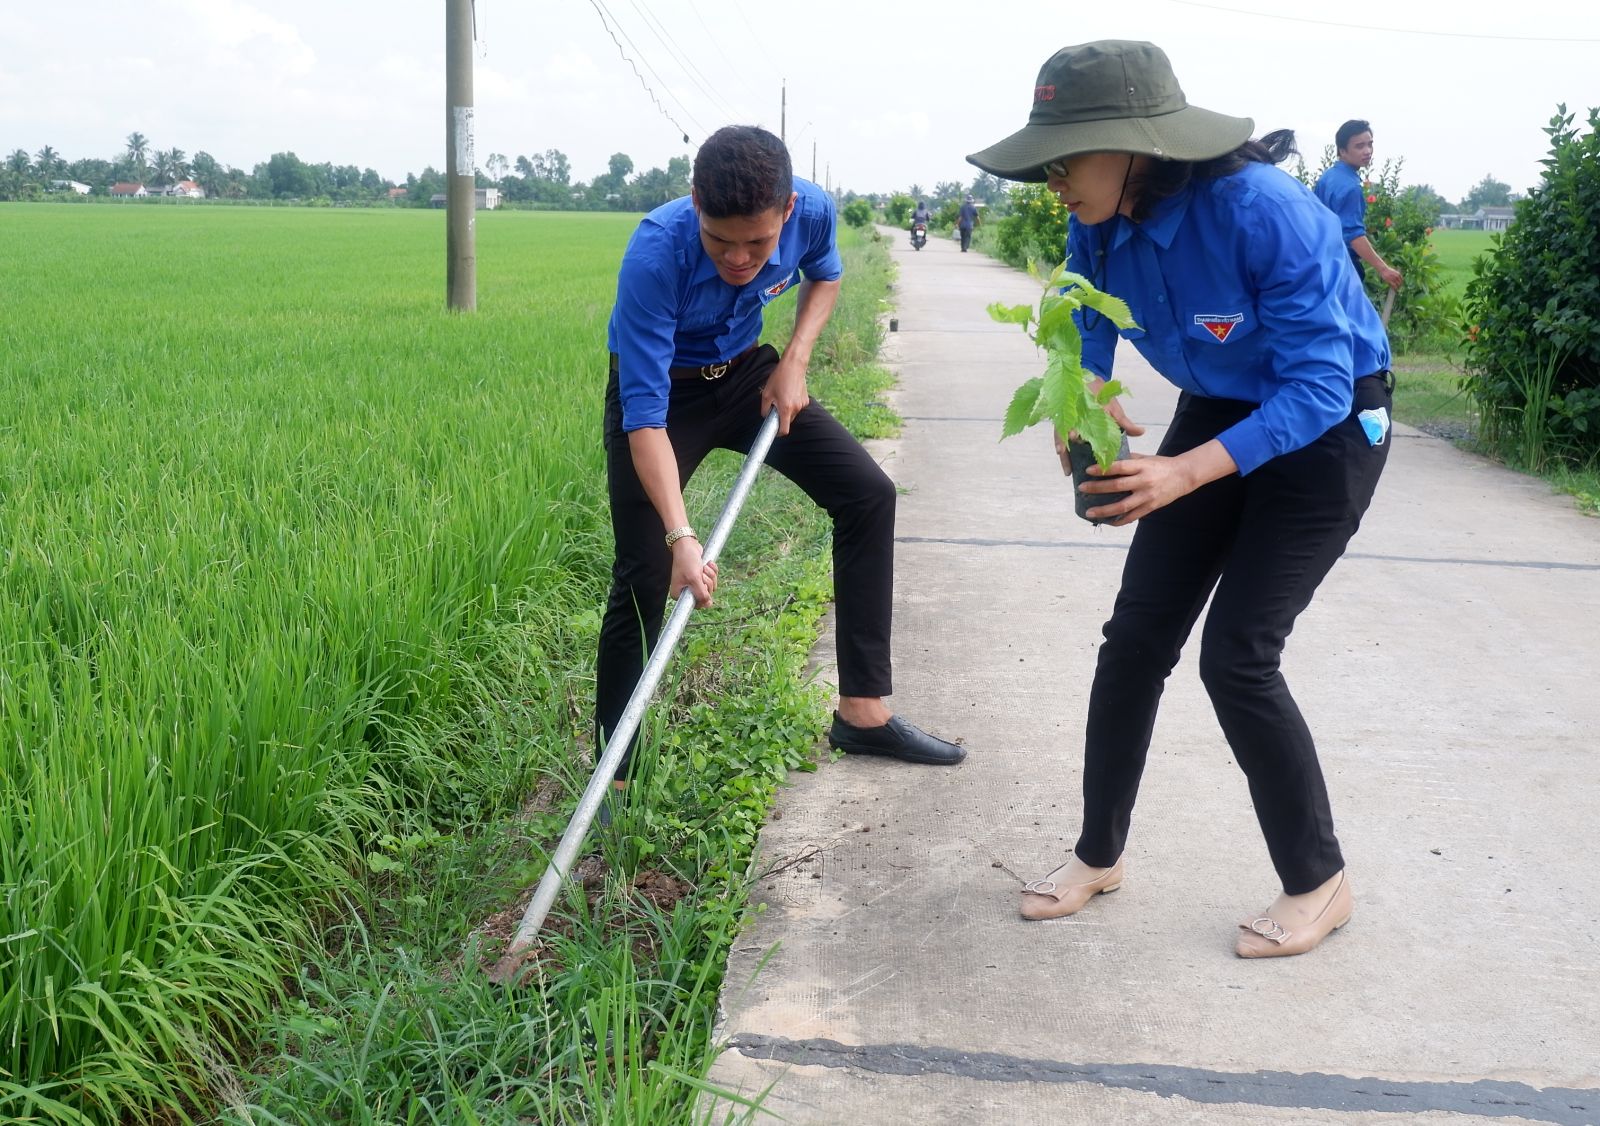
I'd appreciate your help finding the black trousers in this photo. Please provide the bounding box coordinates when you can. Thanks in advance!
[959,226,973,252]
[1073,376,1392,894]
[596,345,896,771]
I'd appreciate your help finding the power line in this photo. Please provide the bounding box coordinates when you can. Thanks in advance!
[1163,0,1600,43]
[624,0,748,123]
[681,0,767,113]
[586,0,704,141]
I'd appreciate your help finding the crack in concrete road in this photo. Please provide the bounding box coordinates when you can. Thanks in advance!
[727,1034,1599,1124]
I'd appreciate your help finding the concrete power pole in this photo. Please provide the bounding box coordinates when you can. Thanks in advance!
[780,79,786,143]
[446,0,476,310]
[812,140,817,182]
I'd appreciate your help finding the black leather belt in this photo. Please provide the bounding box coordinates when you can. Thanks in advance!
[669,344,758,381]
[1357,369,1395,393]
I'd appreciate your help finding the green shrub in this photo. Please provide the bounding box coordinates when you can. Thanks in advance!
[989,183,1069,271]
[841,198,872,228]
[1464,105,1600,467]
[1361,159,1461,350]
[883,193,914,227]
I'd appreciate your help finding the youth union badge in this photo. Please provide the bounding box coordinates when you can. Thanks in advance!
[1194,312,1244,343]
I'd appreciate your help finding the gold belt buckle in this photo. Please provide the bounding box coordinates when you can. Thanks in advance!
[703,361,729,381]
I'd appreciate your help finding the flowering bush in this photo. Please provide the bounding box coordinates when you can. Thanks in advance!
[1359,158,1459,350]
[990,183,1070,271]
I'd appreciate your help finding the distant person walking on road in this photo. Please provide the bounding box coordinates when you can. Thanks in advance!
[957,194,980,251]
[598,126,964,820]
[1314,119,1403,290]
[969,41,1393,958]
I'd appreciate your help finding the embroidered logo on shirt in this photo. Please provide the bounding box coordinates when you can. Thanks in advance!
[1194,312,1244,343]
[764,272,795,298]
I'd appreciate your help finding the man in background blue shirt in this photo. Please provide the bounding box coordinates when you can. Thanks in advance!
[957,194,980,252]
[599,126,964,812]
[1313,119,1403,290]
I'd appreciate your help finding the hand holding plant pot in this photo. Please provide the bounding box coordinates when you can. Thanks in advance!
[990,259,1141,525]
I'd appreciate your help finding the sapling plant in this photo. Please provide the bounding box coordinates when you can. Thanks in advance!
[989,258,1141,523]
[989,257,1139,469]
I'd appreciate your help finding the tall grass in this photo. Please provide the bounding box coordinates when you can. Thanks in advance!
[0,205,635,1121]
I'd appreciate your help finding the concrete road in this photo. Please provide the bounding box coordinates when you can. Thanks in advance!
[706,224,1600,1125]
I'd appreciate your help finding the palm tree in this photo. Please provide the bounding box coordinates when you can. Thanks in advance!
[151,149,177,188]
[6,149,30,175]
[168,148,190,183]
[34,146,62,178]
[125,132,149,177]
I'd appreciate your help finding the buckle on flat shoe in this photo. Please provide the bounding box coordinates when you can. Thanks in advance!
[1248,916,1292,944]
[1022,879,1058,896]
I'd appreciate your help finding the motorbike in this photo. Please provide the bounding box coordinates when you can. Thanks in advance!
[910,222,928,251]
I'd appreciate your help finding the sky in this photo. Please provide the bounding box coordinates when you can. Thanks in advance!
[5,0,1598,205]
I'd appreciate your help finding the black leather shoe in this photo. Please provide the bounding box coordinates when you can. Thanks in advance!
[827,713,965,765]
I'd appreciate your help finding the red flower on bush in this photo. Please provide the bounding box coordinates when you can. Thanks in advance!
[1385,217,1393,228]
[1367,194,1377,204]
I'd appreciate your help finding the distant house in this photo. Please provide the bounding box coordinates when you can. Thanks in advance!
[1479,206,1515,231]
[168,180,204,199]
[428,187,501,210]
[387,186,409,201]
[49,179,91,195]
[1441,206,1517,232]
[109,182,148,198]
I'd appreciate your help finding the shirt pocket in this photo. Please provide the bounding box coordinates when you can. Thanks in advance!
[1183,302,1260,348]
[756,270,797,306]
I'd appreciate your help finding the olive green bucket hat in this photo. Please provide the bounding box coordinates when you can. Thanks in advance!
[967,40,1254,182]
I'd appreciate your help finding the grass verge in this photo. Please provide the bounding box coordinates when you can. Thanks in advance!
[219,226,900,1124]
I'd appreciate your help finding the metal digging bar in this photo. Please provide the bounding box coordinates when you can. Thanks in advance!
[490,408,782,981]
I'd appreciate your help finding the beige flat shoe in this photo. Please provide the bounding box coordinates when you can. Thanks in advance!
[1235,870,1352,958]
[1019,855,1124,921]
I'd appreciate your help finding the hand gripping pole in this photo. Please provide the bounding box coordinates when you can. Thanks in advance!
[491,409,782,977]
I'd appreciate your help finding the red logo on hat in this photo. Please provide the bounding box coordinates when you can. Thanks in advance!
[1034,85,1056,103]
[1194,312,1244,343]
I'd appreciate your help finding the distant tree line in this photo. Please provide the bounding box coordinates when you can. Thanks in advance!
[0,132,695,210]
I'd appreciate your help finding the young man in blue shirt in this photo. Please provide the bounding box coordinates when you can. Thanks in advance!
[600,126,964,810]
[1313,119,1403,290]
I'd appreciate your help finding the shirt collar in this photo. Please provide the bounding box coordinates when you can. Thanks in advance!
[1106,183,1194,252]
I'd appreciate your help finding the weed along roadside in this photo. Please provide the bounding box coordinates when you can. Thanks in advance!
[216,224,900,1123]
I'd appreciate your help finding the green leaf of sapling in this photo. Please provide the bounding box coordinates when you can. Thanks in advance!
[1075,404,1125,471]
[987,301,1034,328]
[1076,288,1138,330]
[1001,377,1045,438]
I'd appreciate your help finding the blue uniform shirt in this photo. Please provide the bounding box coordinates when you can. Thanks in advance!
[606,178,843,431]
[1070,160,1390,476]
[1313,160,1367,269]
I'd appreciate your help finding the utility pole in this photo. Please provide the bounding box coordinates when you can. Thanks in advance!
[780,79,786,143]
[812,140,817,182]
[446,0,476,310]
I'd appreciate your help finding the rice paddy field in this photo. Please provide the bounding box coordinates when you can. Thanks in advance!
[0,203,891,1123]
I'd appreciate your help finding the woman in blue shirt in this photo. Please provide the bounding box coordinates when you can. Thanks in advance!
[968,41,1393,958]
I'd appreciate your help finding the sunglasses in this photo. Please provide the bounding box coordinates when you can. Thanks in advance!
[1044,158,1071,178]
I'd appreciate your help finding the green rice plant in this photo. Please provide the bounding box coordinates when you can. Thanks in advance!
[0,203,638,1121]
